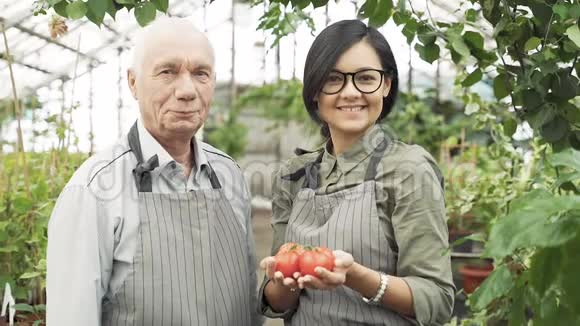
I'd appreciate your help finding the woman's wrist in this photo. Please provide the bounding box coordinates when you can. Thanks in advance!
[345,264,415,317]
[344,263,382,298]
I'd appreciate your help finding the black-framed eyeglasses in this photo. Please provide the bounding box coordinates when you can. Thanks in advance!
[321,69,386,95]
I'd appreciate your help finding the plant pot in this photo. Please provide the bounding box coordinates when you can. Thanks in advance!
[459,263,494,294]
[0,312,45,326]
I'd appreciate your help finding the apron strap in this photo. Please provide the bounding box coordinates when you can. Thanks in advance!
[364,137,390,182]
[281,150,324,190]
[205,163,222,189]
[128,121,159,192]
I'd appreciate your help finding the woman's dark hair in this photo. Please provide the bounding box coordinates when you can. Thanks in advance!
[302,19,399,138]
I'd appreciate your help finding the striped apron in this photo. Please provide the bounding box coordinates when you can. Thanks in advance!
[283,137,415,326]
[101,122,252,326]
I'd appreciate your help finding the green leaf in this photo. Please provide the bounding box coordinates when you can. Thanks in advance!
[358,0,377,18]
[509,279,526,326]
[414,43,439,64]
[524,36,542,51]
[553,4,568,20]
[311,0,328,8]
[561,237,580,310]
[505,185,546,212]
[402,18,418,44]
[33,320,42,326]
[13,303,35,313]
[0,245,18,253]
[19,271,42,279]
[444,232,485,255]
[570,3,580,19]
[481,0,496,18]
[105,0,118,19]
[0,221,8,231]
[493,73,511,100]
[552,72,579,100]
[115,0,135,4]
[570,131,580,151]
[53,1,69,17]
[465,8,477,22]
[13,196,33,215]
[469,265,513,311]
[550,148,580,172]
[86,0,107,25]
[451,38,470,59]
[566,24,580,49]
[522,89,543,112]
[369,0,393,27]
[481,0,500,24]
[503,117,517,137]
[530,247,562,296]
[66,0,88,19]
[417,28,436,45]
[541,115,570,142]
[485,191,580,258]
[463,31,484,50]
[555,171,580,189]
[31,180,49,201]
[564,39,580,53]
[450,48,462,64]
[462,68,483,87]
[290,0,309,9]
[135,2,156,27]
[530,2,553,26]
[393,10,410,25]
[152,0,168,12]
[48,0,63,5]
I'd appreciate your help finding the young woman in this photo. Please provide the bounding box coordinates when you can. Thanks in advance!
[259,20,455,325]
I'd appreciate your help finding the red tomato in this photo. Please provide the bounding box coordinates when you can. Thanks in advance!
[318,247,334,259]
[298,247,335,277]
[275,251,300,278]
[277,242,304,255]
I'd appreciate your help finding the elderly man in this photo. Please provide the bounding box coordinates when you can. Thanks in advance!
[46,17,261,326]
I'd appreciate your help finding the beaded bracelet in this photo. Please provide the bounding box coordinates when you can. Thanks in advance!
[362,272,389,305]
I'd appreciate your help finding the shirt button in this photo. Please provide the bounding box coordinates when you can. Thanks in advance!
[170,162,176,169]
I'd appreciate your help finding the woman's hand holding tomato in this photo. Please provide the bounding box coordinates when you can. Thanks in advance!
[297,250,354,290]
[298,247,335,277]
[259,242,303,291]
[261,243,355,292]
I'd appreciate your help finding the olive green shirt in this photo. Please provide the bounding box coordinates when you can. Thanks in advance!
[267,124,455,325]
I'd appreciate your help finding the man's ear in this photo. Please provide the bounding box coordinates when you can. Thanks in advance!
[127,69,138,99]
[382,78,392,98]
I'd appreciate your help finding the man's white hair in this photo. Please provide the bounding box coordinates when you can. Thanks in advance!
[130,16,213,74]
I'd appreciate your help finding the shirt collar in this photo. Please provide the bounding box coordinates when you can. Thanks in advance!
[191,135,209,177]
[137,119,209,174]
[138,119,174,168]
[321,124,387,177]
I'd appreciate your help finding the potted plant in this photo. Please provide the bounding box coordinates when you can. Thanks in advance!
[443,138,526,293]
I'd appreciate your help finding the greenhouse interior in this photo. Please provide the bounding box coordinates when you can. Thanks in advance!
[1,0,579,325]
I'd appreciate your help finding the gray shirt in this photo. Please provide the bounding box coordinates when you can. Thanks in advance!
[264,124,454,325]
[46,120,261,325]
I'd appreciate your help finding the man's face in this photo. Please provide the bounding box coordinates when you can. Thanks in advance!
[128,30,215,140]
